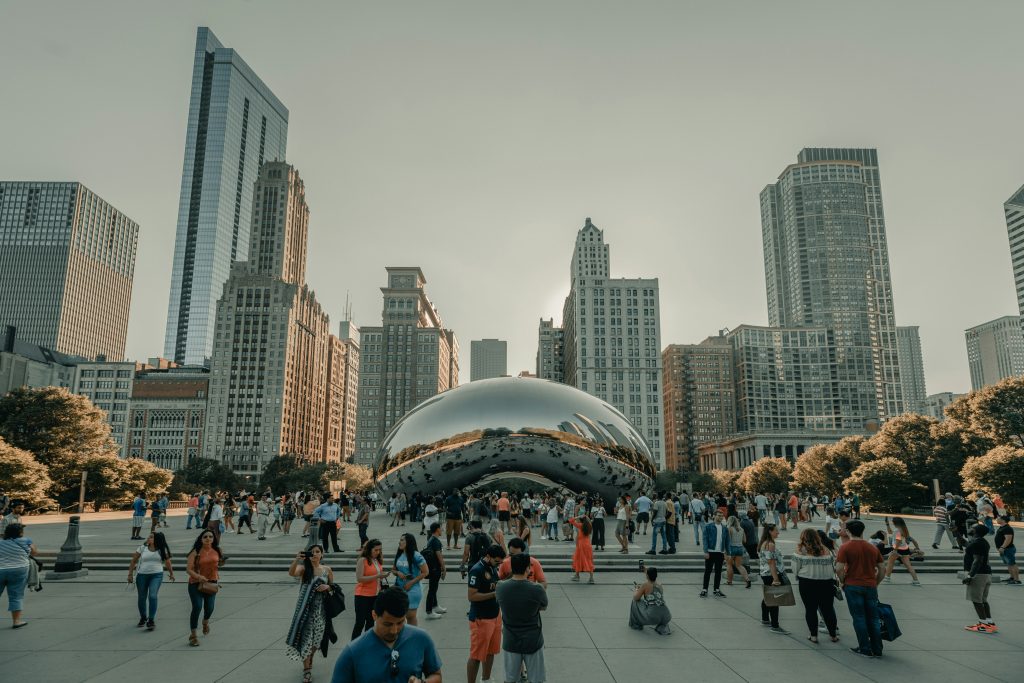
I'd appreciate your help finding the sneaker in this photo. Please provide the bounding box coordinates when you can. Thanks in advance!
[983,623,999,632]
[699,590,708,598]
[761,620,771,626]
[931,544,939,550]
[1010,580,1023,585]
[137,617,147,627]
[713,590,726,598]
[911,580,921,586]
[769,627,790,635]
[146,619,155,631]
[849,647,872,657]
[884,576,892,583]
[426,612,443,620]
[964,623,993,633]
[434,606,448,614]
[644,550,656,555]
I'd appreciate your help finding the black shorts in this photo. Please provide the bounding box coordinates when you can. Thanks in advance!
[896,548,911,557]
[498,511,511,522]
[637,512,650,524]
[303,514,312,522]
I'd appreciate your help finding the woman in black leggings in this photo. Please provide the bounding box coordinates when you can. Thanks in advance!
[351,539,389,639]
[792,529,839,642]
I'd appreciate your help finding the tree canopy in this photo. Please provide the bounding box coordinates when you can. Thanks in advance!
[736,457,791,494]
[961,445,1024,511]
[0,435,52,506]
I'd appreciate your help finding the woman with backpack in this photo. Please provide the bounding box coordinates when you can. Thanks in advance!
[127,531,174,630]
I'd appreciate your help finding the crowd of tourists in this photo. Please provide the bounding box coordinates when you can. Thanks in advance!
[0,484,1018,682]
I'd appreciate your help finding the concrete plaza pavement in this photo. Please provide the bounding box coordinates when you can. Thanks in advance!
[1,510,1021,682]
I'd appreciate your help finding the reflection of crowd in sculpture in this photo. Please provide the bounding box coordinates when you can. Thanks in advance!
[374,423,657,501]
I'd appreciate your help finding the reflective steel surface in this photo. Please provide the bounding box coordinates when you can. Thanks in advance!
[374,377,656,502]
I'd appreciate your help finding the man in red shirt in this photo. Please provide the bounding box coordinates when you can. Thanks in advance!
[787,492,800,530]
[497,537,548,589]
[836,519,886,658]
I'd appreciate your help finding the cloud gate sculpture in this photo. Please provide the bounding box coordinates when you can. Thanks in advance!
[374,377,656,502]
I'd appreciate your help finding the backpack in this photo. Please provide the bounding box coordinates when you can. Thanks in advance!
[467,530,493,566]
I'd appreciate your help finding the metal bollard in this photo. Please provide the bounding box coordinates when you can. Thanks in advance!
[46,515,89,579]
[306,519,321,551]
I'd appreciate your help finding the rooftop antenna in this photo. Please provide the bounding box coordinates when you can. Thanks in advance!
[344,291,353,323]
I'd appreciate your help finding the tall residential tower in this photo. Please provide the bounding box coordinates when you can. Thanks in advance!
[896,326,927,414]
[965,316,1024,391]
[164,27,288,366]
[204,163,330,474]
[0,181,138,360]
[761,148,902,424]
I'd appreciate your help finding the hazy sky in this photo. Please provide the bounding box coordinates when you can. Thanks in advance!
[2,1,1021,393]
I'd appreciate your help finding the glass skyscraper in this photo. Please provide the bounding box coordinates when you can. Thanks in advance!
[761,148,902,425]
[164,27,288,366]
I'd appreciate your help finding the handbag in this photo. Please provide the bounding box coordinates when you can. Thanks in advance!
[324,583,346,618]
[193,552,220,595]
[832,579,844,601]
[762,574,796,607]
[878,601,902,641]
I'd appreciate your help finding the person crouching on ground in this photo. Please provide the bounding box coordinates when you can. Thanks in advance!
[630,565,671,634]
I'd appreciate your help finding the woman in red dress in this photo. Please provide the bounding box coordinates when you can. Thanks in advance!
[570,514,595,584]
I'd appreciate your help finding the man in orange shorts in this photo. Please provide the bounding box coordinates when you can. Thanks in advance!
[467,543,506,682]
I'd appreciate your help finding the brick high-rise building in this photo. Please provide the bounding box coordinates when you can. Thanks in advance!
[204,163,330,474]
[354,267,459,467]
[0,181,138,361]
[662,334,735,472]
[127,365,210,471]
[323,321,360,463]
[536,319,564,382]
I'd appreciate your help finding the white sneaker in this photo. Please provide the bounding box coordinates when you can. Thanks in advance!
[426,612,443,620]
[434,606,448,614]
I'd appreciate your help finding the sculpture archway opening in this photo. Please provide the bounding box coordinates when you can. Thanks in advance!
[374,377,656,503]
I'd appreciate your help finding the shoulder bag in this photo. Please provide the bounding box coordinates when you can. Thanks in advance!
[762,572,796,607]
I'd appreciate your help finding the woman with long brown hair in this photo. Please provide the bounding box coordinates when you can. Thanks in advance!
[286,544,336,682]
[757,523,789,634]
[792,528,839,643]
[351,539,388,639]
[185,529,223,646]
[570,514,595,584]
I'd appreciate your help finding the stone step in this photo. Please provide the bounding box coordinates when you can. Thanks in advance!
[36,553,972,573]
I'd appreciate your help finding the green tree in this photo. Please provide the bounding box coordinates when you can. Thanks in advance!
[736,457,791,494]
[323,462,374,493]
[171,457,241,494]
[121,458,174,500]
[0,386,119,501]
[80,454,130,511]
[0,435,53,506]
[843,457,922,512]
[969,376,1024,447]
[791,445,835,493]
[961,445,1024,513]
[259,455,330,494]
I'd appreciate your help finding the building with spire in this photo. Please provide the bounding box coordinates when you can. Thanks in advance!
[545,218,665,468]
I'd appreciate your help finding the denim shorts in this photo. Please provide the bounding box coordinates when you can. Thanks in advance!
[1000,546,1017,566]
[729,545,745,557]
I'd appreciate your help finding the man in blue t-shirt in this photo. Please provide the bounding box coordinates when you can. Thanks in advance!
[332,587,442,683]
[314,496,342,553]
[130,493,146,540]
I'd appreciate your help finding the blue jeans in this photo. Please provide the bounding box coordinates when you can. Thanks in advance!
[136,572,163,619]
[843,585,883,655]
[188,582,217,630]
[547,522,559,539]
[649,522,667,551]
[0,566,28,612]
[693,520,705,545]
[186,512,201,529]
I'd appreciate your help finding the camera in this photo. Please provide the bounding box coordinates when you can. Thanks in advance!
[303,550,312,559]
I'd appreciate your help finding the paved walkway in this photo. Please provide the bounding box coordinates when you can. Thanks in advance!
[2,510,1021,682]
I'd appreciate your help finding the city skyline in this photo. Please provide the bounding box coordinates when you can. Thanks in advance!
[3,2,1024,393]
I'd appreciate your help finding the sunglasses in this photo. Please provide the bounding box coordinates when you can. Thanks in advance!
[389,649,400,676]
